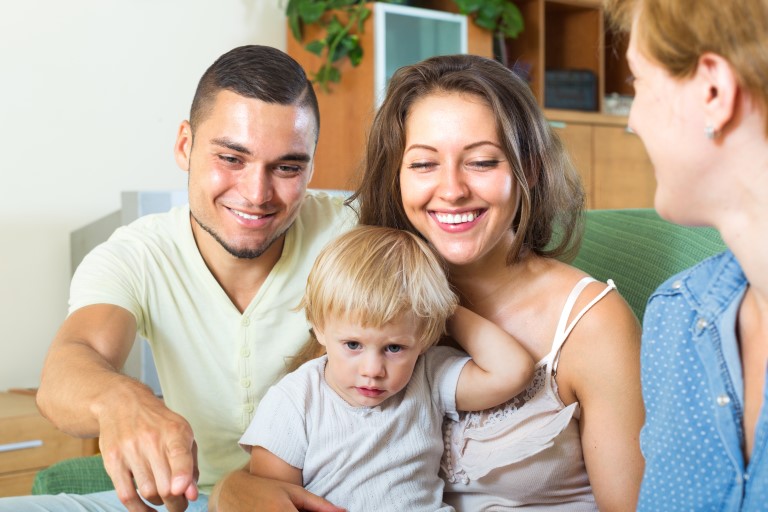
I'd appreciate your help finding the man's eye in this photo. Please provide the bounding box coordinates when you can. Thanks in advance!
[276,164,302,174]
[219,155,241,165]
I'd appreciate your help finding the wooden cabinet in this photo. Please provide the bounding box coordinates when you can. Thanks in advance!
[548,109,655,209]
[0,392,99,497]
[288,2,492,190]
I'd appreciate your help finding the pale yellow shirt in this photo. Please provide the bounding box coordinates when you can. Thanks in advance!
[69,190,356,492]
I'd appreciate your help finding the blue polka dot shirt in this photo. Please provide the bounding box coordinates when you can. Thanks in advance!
[639,250,768,511]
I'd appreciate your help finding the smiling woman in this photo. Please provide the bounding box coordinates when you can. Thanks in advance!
[352,53,645,511]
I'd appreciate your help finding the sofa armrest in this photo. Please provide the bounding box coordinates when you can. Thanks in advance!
[31,454,113,495]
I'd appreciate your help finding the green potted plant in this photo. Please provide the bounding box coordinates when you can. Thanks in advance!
[285,0,523,92]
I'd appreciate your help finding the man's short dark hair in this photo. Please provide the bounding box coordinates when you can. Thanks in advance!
[190,45,319,139]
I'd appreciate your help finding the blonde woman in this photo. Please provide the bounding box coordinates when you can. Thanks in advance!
[605,0,768,509]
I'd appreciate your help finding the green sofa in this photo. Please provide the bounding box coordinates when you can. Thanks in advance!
[31,208,726,496]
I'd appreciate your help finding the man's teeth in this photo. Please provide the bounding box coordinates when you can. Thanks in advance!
[435,211,479,224]
[232,209,264,220]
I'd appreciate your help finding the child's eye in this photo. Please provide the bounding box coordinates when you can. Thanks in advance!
[344,341,361,350]
[386,345,403,353]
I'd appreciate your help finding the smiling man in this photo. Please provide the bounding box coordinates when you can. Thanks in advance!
[0,46,354,512]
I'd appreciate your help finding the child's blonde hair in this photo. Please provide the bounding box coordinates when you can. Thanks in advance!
[301,225,457,351]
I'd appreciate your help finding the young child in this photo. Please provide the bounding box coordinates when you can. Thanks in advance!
[239,226,534,511]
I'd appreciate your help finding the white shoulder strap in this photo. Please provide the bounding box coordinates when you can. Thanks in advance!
[548,278,616,377]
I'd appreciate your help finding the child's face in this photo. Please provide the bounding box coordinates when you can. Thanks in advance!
[315,313,423,408]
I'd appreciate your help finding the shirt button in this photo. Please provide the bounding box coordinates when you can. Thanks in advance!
[241,378,251,388]
[696,317,709,330]
[716,394,731,406]
[242,317,250,326]
[244,403,254,413]
[672,280,682,289]
[240,347,250,358]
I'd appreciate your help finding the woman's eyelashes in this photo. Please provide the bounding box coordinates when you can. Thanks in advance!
[405,158,504,171]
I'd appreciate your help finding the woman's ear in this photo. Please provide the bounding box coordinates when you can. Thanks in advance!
[174,120,193,171]
[697,52,738,134]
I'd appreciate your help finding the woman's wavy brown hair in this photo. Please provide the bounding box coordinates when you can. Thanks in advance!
[348,54,584,265]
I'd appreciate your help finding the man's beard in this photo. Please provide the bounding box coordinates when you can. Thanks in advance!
[191,212,290,259]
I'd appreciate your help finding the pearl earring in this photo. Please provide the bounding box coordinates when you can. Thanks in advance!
[705,123,716,140]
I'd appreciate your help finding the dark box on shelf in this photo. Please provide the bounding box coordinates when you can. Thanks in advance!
[544,69,597,111]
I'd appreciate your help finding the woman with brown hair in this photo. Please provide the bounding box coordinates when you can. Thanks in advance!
[351,53,644,511]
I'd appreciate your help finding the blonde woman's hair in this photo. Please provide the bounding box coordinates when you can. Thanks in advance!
[604,0,768,133]
[300,226,457,355]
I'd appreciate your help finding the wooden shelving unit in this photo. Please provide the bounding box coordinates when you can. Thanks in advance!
[503,0,654,209]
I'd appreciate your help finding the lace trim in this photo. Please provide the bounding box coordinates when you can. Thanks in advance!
[442,363,551,484]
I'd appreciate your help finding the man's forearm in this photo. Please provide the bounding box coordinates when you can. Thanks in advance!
[37,339,155,437]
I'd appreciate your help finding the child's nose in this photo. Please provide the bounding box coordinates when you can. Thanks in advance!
[360,354,385,378]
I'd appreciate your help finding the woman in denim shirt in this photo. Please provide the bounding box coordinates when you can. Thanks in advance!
[605,0,768,510]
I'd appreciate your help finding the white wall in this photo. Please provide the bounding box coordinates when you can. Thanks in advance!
[0,0,286,390]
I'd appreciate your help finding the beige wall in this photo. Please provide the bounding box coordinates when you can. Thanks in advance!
[0,0,285,390]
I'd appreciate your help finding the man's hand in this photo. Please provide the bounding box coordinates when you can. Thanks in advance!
[209,469,346,512]
[96,382,199,512]
[37,305,199,512]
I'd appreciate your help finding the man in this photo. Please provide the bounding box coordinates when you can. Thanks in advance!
[0,45,353,512]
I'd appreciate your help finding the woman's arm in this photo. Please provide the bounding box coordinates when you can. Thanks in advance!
[560,290,644,511]
[451,306,535,411]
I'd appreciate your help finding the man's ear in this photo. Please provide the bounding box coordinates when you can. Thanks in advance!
[174,120,193,172]
[698,52,738,134]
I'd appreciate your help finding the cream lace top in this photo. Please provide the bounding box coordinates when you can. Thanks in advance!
[441,277,616,511]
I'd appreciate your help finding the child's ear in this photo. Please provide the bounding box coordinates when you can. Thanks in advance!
[312,327,327,347]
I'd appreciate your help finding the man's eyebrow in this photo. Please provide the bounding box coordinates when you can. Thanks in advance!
[210,138,311,163]
[280,153,312,163]
[211,137,252,155]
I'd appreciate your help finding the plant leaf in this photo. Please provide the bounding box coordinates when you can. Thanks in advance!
[302,2,330,24]
[327,66,341,83]
[305,40,326,56]
[348,42,363,66]
[500,3,524,38]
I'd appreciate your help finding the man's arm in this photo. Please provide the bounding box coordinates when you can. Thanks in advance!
[209,467,345,512]
[37,304,198,512]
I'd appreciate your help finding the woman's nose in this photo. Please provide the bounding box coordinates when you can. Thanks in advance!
[437,165,468,202]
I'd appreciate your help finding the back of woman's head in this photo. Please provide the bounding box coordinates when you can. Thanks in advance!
[301,225,457,350]
[351,53,584,265]
[605,0,768,130]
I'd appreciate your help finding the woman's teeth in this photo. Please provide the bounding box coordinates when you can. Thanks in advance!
[435,211,479,224]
